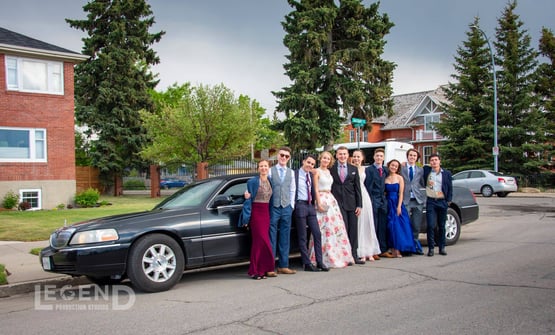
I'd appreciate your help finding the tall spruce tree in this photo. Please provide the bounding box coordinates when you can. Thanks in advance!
[67,0,164,192]
[535,28,555,167]
[436,18,495,172]
[494,1,545,174]
[273,0,395,150]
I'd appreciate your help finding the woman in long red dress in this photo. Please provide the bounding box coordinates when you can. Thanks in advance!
[239,160,275,280]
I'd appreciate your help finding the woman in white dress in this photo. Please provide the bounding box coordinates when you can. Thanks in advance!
[351,150,382,261]
[309,151,354,268]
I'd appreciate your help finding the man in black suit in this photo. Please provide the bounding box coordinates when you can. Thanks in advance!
[364,148,392,257]
[423,153,453,257]
[330,146,364,264]
[293,155,329,272]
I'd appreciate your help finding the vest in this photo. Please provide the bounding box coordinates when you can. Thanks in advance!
[271,165,292,207]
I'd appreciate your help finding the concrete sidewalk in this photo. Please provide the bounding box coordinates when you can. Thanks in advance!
[0,240,89,298]
[1,191,553,297]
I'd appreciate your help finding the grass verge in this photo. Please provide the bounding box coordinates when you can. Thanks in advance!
[0,264,7,285]
[0,195,166,242]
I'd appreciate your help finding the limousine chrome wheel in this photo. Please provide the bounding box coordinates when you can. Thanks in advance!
[444,208,461,245]
[127,234,184,292]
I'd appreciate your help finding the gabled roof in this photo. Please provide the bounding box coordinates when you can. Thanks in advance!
[377,86,449,130]
[0,26,88,62]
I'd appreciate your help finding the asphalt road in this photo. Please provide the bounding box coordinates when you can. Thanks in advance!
[1,196,554,335]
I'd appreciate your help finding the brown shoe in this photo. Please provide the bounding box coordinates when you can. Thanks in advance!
[372,255,381,261]
[277,267,297,274]
[266,271,277,277]
[379,252,394,258]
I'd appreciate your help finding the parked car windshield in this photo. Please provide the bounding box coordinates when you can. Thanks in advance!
[153,179,222,210]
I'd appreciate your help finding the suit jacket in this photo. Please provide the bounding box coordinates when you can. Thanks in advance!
[330,162,362,211]
[401,164,426,205]
[364,164,388,210]
[423,166,453,203]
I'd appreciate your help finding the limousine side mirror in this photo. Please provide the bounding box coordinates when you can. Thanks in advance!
[213,195,233,207]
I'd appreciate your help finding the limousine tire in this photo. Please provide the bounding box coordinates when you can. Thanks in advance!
[127,234,184,293]
[443,208,461,246]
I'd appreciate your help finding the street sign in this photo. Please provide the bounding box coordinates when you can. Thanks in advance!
[351,117,366,126]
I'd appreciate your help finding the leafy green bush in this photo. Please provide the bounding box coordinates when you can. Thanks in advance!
[2,190,19,209]
[123,179,146,190]
[18,201,32,211]
[75,188,100,207]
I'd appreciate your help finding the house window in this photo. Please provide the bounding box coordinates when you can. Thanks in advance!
[419,100,442,131]
[0,127,47,162]
[424,114,440,131]
[20,189,41,210]
[423,146,434,164]
[349,130,355,142]
[6,56,63,94]
[362,130,368,142]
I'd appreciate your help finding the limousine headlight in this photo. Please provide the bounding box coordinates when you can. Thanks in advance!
[69,229,119,245]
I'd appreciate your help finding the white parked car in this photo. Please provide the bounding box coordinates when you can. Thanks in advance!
[452,169,518,197]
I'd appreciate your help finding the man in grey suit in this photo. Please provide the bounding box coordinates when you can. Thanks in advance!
[400,148,425,255]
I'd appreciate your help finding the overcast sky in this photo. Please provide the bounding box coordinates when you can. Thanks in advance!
[1,0,553,114]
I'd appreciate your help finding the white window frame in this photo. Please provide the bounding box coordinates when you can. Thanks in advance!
[5,55,64,95]
[0,127,47,162]
[423,146,434,165]
[19,189,42,210]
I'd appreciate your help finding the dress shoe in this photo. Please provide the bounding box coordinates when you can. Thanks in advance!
[304,264,320,272]
[427,249,434,257]
[347,262,354,266]
[414,250,424,255]
[317,264,330,272]
[439,249,447,256]
[266,271,277,277]
[379,252,394,258]
[355,259,366,265]
[277,267,296,274]
[372,255,381,260]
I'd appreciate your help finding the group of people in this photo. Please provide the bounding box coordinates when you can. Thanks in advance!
[238,145,453,280]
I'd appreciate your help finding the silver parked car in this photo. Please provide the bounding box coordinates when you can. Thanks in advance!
[452,169,518,197]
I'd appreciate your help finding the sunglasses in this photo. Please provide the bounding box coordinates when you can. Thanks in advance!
[279,153,290,159]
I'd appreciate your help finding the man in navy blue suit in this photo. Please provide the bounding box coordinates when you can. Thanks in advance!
[423,153,453,257]
[293,155,329,272]
[364,148,391,257]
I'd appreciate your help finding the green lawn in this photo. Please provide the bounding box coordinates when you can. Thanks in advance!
[0,195,166,242]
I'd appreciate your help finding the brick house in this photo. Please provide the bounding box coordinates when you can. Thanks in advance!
[344,86,449,165]
[0,27,87,210]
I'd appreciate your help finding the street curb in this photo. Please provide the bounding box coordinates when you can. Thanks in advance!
[0,276,91,298]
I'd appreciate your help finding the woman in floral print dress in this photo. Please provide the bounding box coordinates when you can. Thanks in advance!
[309,151,354,268]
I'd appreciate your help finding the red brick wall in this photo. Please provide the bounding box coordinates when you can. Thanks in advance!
[0,55,76,181]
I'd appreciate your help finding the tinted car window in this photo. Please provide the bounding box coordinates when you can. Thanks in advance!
[220,181,248,205]
[453,172,468,180]
[155,179,222,210]
[469,171,484,178]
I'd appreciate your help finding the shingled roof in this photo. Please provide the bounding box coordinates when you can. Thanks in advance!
[0,26,87,61]
[377,86,449,130]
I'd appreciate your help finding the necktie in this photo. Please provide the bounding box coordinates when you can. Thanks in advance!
[279,167,284,181]
[306,173,312,204]
[378,167,383,177]
[409,166,414,181]
[340,164,346,182]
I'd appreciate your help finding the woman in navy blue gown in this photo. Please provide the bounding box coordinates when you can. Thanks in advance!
[384,159,417,257]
